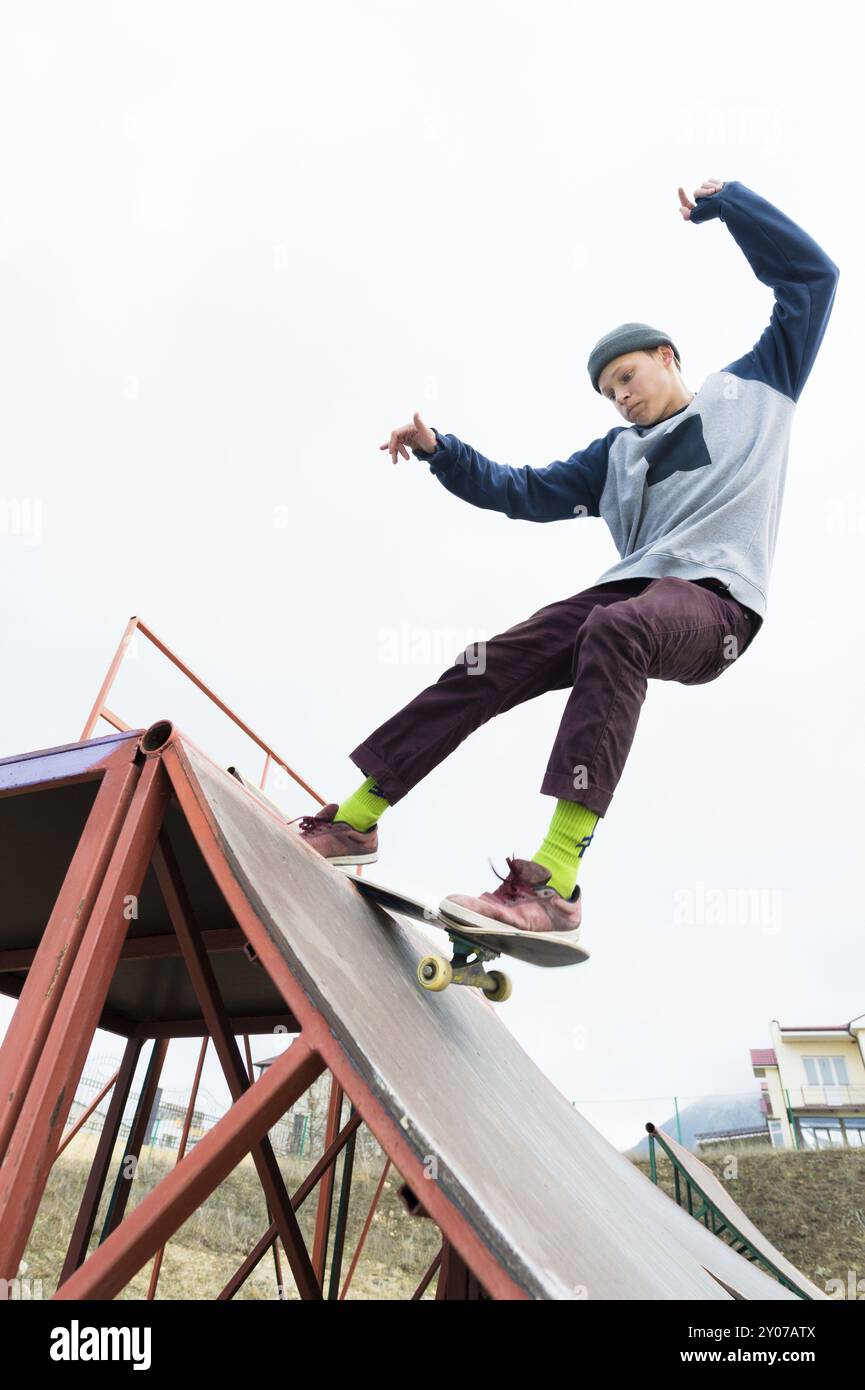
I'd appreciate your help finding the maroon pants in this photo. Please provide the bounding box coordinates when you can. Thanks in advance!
[350,576,757,817]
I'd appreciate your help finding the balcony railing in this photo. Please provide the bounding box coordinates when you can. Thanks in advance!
[795,1084,865,1109]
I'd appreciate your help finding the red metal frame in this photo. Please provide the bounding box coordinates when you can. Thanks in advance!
[54,1039,327,1300]
[60,1039,145,1280]
[147,1036,208,1300]
[0,643,509,1298]
[0,738,141,1162]
[0,755,170,1278]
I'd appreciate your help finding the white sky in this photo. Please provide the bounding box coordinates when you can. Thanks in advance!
[1,0,862,1152]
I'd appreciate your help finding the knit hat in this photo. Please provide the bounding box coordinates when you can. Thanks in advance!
[587,322,681,394]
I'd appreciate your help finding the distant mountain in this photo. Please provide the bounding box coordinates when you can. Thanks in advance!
[625,1094,766,1157]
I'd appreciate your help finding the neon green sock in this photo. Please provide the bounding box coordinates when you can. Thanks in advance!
[334,776,391,832]
[532,799,599,899]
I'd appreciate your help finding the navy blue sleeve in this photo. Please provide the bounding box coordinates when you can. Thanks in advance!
[412,426,615,522]
[689,181,839,404]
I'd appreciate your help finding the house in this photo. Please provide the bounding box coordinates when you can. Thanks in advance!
[750,1013,865,1149]
[694,1126,770,1153]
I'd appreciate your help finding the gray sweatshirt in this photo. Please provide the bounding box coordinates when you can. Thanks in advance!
[413,181,839,637]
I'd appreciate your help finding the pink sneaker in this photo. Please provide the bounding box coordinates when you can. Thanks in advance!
[439,855,582,941]
[287,803,378,866]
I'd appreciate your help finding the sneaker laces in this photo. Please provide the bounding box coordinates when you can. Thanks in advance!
[287,808,332,833]
[487,853,526,900]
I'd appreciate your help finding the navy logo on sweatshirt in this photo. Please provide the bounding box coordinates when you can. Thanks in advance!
[644,415,711,486]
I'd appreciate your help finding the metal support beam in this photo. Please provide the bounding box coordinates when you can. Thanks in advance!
[147,1036,209,1300]
[100,1038,170,1239]
[312,1077,343,1285]
[60,1038,143,1280]
[218,1110,363,1300]
[0,756,170,1280]
[53,1038,326,1300]
[150,830,321,1300]
[0,748,140,1163]
[327,1105,357,1300]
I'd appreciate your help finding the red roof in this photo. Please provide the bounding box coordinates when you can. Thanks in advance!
[750,1048,778,1067]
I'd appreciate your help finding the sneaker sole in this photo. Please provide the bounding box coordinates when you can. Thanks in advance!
[438,897,580,946]
[326,851,378,866]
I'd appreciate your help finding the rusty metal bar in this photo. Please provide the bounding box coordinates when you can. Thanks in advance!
[243,1034,285,1299]
[60,1039,143,1281]
[339,1156,392,1299]
[0,927,251,971]
[100,1039,170,1239]
[0,757,170,1280]
[217,1109,363,1300]
[101,707,133,733]
[126,1013,298,1039]
[82,616,324,802]
[411,1247,444,1301]
[151,829,321,1300]
[80,617,141,741]
[327,1106,358,1299]
[56,1068,120,1159]
[0,747,141,1164]
[312,1077,344,1285]
[147,1036,208,1300]
[436,1241,486,1300]
[53,1039,326,1301]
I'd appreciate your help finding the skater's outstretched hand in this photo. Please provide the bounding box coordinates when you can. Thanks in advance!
[677,178,724,220]
[380,411,437,465]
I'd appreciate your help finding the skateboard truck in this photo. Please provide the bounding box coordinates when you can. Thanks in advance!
[417,929,512,1002]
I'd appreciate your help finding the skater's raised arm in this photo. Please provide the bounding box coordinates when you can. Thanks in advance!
[381,414,615,523]
[681,179,839,404]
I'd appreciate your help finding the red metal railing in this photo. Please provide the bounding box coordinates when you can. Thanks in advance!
[81,615,325,803]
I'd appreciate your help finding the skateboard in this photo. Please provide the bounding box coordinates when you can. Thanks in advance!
[342,871,589,1001]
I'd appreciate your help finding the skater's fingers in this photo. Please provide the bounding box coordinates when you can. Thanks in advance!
[384,429,401,465]
[381,424,418,464]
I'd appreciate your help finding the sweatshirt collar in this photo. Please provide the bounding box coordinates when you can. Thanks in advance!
[634,392,696,433]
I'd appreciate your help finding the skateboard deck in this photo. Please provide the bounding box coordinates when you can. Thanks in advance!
[342,871,589,1000]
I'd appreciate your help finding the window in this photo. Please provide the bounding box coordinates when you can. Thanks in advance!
[799,1116,851,1148]
[802,1055,850,1086]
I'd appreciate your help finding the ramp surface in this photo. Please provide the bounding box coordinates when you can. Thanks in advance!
[165,736,812,1300]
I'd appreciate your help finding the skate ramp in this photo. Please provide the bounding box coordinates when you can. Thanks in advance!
[162,735,813,1300]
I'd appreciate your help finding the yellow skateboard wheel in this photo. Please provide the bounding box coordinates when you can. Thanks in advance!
[417,955,453,992]
[486,971,512,1003]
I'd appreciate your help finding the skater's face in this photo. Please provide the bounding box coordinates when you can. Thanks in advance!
[598,346,688,427]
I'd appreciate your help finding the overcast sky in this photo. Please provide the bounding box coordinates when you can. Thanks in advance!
[1,0,861,1151]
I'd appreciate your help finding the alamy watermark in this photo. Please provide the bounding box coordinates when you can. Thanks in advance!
[377,624,489,673]
[672,880,784,934]
[0,497,43,546]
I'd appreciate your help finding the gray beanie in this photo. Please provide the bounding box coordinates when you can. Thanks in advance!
[587,322,681,394]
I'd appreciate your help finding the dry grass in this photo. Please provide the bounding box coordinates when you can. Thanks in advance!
[20,1135,862,1299]
[22,1137,442,1300]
